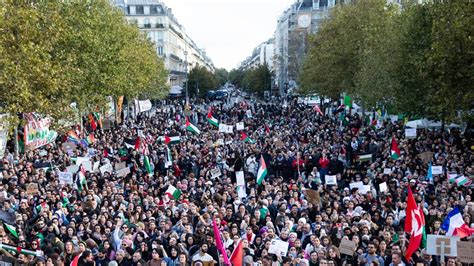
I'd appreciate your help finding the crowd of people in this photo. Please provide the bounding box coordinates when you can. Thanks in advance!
[0,94,472,266]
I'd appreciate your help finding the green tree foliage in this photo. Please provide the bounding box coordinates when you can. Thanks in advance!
[0,0,168,129]
[241,64,272,94]
[228,69,245,88]
[214,68,229,86]
[300,0,473,122]
[187,65,217,96]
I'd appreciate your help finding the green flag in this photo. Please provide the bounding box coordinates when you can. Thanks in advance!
[344,95,352,107]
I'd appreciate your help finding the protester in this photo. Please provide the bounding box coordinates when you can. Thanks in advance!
[0,93,472,266]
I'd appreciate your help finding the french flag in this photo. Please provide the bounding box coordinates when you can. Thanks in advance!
[441,208,474,238]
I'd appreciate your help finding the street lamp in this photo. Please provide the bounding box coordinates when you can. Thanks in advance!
[184,51,188,104]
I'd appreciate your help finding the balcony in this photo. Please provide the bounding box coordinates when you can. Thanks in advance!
[144,23,151,28]
[156,23,165,28]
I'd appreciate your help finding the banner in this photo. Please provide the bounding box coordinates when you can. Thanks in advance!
[116,96,124,123]
[23,113,57,151]
[135,99,152,113]
[218,124,233,134]
[0,114,8,158]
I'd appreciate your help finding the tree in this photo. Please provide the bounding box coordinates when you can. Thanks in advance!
[228,68,245,88]
[241,64,272,94]
[214,68,229,87]
[0,0,169,130]
[187,65,216,96]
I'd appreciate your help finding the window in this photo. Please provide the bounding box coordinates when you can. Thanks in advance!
[129,6,136,15]
[157,31,164,41]
[150,5,162,14]
[136,5,144,14]
[144,5,150,15]
[157,46,164,55]
[144,18,151,28]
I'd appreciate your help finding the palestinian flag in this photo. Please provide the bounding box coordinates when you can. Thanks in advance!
[76,164,87,192]
[124,137,140,150]
[356,154,372,163]
[144,155,153,175]
[207,111,219,127]
[256,155,267,185]
[165,185,181,200]
[4,223,18,239]
[447,173,458,183]
[455,175,471,187]
[420,206,427,248]
[391,137,400,160]
[93,112,103,129]
[165,135,181,145]
[185,118,200,135]
[0,243,40,257]
[67,131,80,144]
[314,105,324,116]
[241,132,255,144]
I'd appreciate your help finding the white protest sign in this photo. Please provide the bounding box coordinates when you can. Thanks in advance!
[268,239,289,257]
[66,165,79,174]
[116,167,130,177]
[405,128,417,138]
[325,175,337,185]
[135,99,152,113]
[349,182,364,191]
[426,235,459,257]
[58,172,73,185]
[246,109,252,118]
[360,185,372,195]
[75,157,92,171]
[236,171,245,186]
[383,168,392,175]
[237,186,247,199]
[218,124,234,134]
[210,168,221,179]
[379,182,388,193]
[431,166,443,175]
[236,122,245,131]
[93,161,100,172]
[100,163,113,174]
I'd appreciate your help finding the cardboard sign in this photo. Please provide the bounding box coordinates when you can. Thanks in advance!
[218,124,233,134]
[383,168,392,175]
[379,182,388,193]
[339,239,356,255]
[305,189,321,205]
[426,235,459,256]
[210,168,221,179]
[58,172,73,185]
[431,166,443,175]
[26,183,39,196]
[100,163,113,175]
[115,162,127,170]
[360,185,372,195]
[236,171,245,186]
[236,122,244,131]
[457,241,474,263]
[325,175,337,185]
[419,152,433,164]
[268,239,289,257]
[405,128,417,138]
[116,167,130,177]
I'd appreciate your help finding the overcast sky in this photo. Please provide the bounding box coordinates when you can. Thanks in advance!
[163,0,294,70]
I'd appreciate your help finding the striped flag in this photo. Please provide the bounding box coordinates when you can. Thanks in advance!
[391,137,400,160]
[185,117,200,135]
[3,223,18,239]
[76,164,87,192]
[165,185,181,200]
[356,154,372,163]
[164,135,181,145]
[256,155,267,185]
[241,132,255,144]
[207,111,219,127]
[455,175,471,187]
[67,131,81,144]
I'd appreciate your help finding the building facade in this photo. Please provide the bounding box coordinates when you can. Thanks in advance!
[239,38,274,72]
[113,0,214,88]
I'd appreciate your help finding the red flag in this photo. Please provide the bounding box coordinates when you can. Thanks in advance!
[212,220,230,265]
[88,114,97,131]
[134,137,141,151]
[241,132,247,141]
[405,187,424,261]
[454,225,474,238]
[230,239,243,266]
[71,254,80,266]
[314,105,324,116]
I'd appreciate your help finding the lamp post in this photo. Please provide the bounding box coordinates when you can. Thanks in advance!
[184,51,188,104]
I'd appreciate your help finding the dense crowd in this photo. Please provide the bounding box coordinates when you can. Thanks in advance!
[0,95,472,266]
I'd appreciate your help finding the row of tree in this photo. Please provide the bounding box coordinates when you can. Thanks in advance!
[299,0,473,123]
[228,64,272,94]
[186,67,229,96]
[0,0,168,128]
